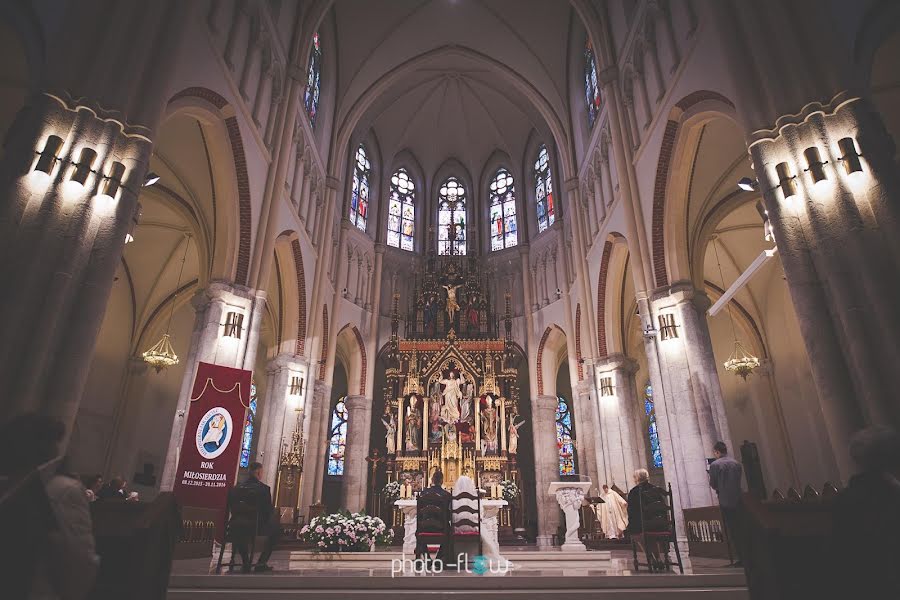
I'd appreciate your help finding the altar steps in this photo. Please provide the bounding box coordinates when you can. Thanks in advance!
[168,572,748,599]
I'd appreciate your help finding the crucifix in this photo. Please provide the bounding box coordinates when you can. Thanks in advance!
[365,448,386,514]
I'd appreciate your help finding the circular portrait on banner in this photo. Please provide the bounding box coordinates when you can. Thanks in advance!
[196,407,234,459]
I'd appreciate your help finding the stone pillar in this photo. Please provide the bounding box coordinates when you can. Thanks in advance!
[533,394,562,547]
[750,96,900,481]
[104,357,152,478]
[299,380,331,514]
[159,282,263,491]
[594,354,642,490]
[341,394,371,513]
[574,380,601,489]
[257,353,309,487]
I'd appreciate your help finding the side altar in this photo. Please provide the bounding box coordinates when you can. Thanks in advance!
[368,245,528,540]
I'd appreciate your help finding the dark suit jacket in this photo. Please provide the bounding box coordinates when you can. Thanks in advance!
[425,484,451,501]
[235,476,274,532]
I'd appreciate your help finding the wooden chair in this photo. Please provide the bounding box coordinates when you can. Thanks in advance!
[771,489,785,503]
[415,488,451,564]
[802,484,820,504]
[787,487,801,503]
[630,482,684,573]
[450,489,482,563]
[821,481,839,504]
[216,487,259,573]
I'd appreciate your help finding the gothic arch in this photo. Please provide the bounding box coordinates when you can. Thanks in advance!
[290,239,308,355]
[536,324,567,396]
[318,304,329,380]
[336,324,367,396]
[167,87,253,285]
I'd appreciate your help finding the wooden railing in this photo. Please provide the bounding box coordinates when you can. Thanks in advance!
[683,505,731,559]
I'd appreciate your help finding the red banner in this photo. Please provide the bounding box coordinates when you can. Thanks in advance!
[172,362,251,541]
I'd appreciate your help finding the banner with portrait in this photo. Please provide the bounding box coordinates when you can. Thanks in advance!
[172,361,251,541]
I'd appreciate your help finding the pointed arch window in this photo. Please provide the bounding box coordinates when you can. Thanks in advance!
[327,397,349,475]
[304,32,322,127]
[556,395,576,476]
[584,40,601,128]
[438,177,467,255]
[349,145,370,231]
[534,145,555,233]
[489,168,517,251]
[239,379,258,468]
[387,168,415,251]
[644,382,663,468]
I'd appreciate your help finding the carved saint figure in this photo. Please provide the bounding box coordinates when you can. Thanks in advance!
[429,393,442,442]
[405,397,421,452]
[382,411,397,455]
[507,414,526,455]
[481,396,499,455]
[438,372,462,422]
[442,283,462,322]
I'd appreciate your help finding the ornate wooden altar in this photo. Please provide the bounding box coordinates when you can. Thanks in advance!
[372,245,525,536]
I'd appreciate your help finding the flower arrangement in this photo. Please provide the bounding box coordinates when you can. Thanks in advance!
[382,481,401,503]
[298,511,393,552]
[500,479,520,503]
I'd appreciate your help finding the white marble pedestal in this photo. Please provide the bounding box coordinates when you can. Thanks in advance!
[548,481,592,552]
[394,497,508,561]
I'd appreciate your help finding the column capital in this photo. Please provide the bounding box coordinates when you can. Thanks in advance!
[344,395,368,411]
[326,175,342,191]
[649,280,708,311]
[598,66,619,87]
[564,177,580,192]
[534,394,558,413]
[266,352,308,374]
[574,380,594,397]
[595,353,639,374]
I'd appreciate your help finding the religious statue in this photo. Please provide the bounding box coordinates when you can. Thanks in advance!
[442,283,462,322]
[459,394,472,424]
[405,397,421,452]
[481,396,499,455]
[438,371,462,422]
[423,297,437,335]
[507,413,526,455]
[381,411,397,455]
[429,392,443,443]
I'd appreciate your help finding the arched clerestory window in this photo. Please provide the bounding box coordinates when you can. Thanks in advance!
[438,177,467,255]
[327,397,349,475]
[584,39,601,128]
[387,168,415,251]
[556,395,576,476]
[489,168,518,250]
[349,144,370,231]
[534,145,555,233]
[304,32,322,127]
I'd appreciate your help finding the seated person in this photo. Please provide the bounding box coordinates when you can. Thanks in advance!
[451,475,478,533]
[97,477,126,500]
[417,470,451,559]
[625,468,669,569]
[232,462,280,573]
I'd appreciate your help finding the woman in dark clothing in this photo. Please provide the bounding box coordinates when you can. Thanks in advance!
[625,468,668,570]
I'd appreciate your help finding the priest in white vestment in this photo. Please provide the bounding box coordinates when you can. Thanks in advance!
[596,484,628,540]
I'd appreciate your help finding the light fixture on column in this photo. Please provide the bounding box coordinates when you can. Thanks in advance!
[837,137,863,176]
[67,147,98,187]
[712,236,759,380]
[737,177,758,192]
[803,146,828,186]
[125,204,141,244]
[658,314,678,340]
[143,234,192,371]
[143,172,161,187]
[642,321,658,339]
[599,376,614,397]
[33,135,64,177]
[96,161,126,203]
[288,375,305,411]
[775,162,798,199]
[223,312,244,338]
[755,201,774,243]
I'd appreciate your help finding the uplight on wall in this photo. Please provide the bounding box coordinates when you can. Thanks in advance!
[67,147,97,187]
[223,311,244,338]
[837,137,863,176]
[775,162,798,200]
[288,375,305,410]
[97,161,126,203]
[803,146,828,186]
[33,135,64,179]
[658,313,679,340]
[599,376,615,397]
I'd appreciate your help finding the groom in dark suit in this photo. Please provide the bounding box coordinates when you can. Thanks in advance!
[232,462,280,572]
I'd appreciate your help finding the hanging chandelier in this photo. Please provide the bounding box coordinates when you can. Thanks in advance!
[143,233,191,372]
[712,236,760,380]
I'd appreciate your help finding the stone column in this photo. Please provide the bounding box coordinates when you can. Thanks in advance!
[257,353,309,487]
[623,90,641,151]
[159,282,262,491]
[533,395,562,547]
[104,357,152,478]
[574,380,601,490]
[592,168,606,225]
[594,354,642,490]
[750,96,900,481]
[292,152,306,212]
[633,64,653,130]
[341,394,371,513]
[299,380,331,514]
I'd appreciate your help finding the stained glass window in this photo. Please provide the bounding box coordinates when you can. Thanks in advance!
[438,177,467,255]
[304,32,322,127]
[387,168,415,251]
[239,379,258,468]
[349,145,370,231]
[644,382,663,468]
[556,395,576,476]
[489,168,517,251]
[327,397,349,476]
[535,145,555,233]
[584,40,601,128]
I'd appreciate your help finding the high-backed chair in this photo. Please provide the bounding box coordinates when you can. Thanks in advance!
[415,488,451,564]
[450,488,482,561]
[216,487,259,573]
[630,482,684,573]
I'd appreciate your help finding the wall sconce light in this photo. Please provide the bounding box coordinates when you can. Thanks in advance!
[34,135,64,175]
[289,375,304,397]
[600,376,614,397]
[555,287,562,299]
[837,137,863,176]
[67,147,98,187]
[775,162,797,199]
[97,161,126,203]
[803,146,828,185]
[342,287,349,298]
[658,313,679,340]
[223,311,244,338]
[642,322,658,339]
